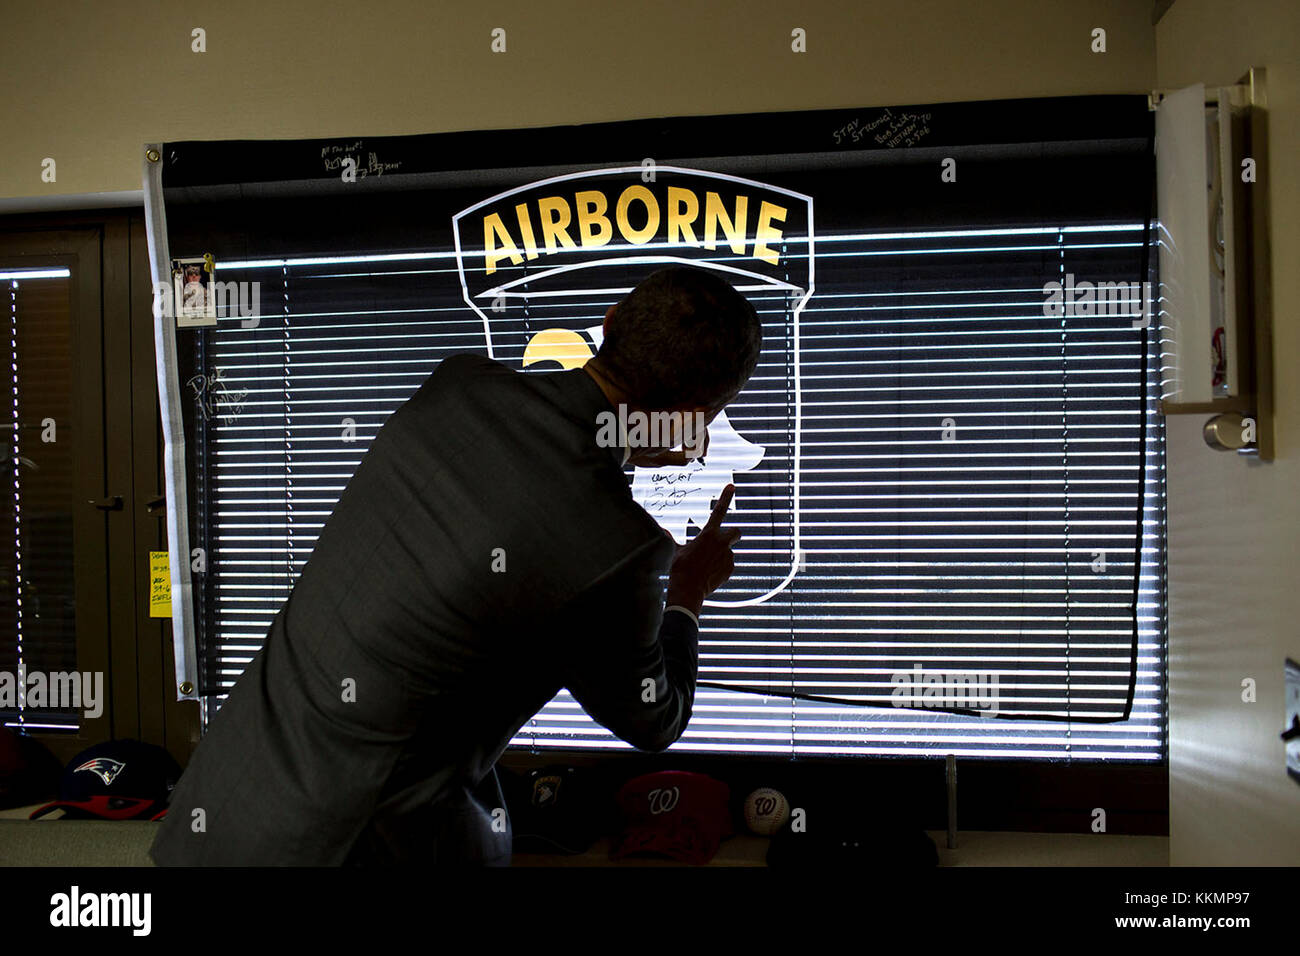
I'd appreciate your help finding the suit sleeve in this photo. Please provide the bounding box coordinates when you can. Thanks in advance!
[558,539,699,753]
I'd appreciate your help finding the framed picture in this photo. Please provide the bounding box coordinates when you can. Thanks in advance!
[172,256,218,327]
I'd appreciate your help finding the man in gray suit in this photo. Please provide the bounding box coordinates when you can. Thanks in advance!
[150,265,759,865]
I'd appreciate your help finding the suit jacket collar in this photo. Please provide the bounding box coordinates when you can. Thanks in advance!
[563,367,631,470]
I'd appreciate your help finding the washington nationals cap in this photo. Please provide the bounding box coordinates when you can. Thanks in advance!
[28,738,181,821]
[611,770,733,865]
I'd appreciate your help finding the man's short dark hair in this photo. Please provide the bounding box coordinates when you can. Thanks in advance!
[596,266,763,409]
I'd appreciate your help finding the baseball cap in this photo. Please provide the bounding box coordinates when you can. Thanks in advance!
[28,738,181,821]
[0,726,62,810]
[611,770,733,865]
[765,805,938,867]
[502,764,604,855]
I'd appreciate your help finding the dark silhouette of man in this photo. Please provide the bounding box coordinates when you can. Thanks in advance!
[149,265,758,865]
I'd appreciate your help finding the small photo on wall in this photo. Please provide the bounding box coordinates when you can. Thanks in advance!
[172,257,218,327]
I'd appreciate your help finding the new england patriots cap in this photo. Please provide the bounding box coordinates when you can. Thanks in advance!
[28,738,181,821]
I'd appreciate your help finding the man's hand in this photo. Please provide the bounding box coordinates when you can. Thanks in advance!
[664,484,740,617]
[625,426,710,468]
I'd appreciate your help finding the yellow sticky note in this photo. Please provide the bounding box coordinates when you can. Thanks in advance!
[149,551,172,618]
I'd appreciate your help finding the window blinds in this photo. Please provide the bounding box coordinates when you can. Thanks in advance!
[1,273,80,731]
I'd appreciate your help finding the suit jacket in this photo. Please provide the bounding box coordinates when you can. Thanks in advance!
[149,354,699,866]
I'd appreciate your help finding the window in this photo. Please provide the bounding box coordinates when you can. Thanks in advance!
[0,217,195,764]
[156,95,1165,764]
[1,268,79,732]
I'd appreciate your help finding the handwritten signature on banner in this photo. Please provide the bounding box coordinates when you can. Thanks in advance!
[630,407,766,545]
[187,367,249,426]
[640,462,709,517]
[832,108,933,148]
[320,139,404,178]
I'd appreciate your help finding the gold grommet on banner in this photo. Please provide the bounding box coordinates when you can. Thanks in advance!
[146,148,161,163]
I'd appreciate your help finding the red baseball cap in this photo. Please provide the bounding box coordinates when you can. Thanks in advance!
[611,771,733,865]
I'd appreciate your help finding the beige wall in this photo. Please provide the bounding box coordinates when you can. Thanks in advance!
[1156,0,1300,866]
[0,0,1154,206]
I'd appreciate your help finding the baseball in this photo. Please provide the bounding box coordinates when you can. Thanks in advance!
[744,787,790,836]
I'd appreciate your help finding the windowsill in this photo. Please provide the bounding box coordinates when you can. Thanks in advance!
[513,831,1170,866]
[1,804,1169,867]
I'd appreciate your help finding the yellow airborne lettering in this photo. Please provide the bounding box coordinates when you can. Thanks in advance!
[479,186,786,274]
[667,186,701,246]
[575,190,613,247]
[515,202,540,261]
[537,196,578,254]
[703,191,748,256]
[483,212,524,275]
[615,185,660,245]
[754,200,788,265]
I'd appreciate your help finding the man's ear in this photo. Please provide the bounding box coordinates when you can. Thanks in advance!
[603,303,616,336]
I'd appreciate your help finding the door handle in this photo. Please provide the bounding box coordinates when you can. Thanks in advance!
[1282,715,1300,743]
[89,496,123,511]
